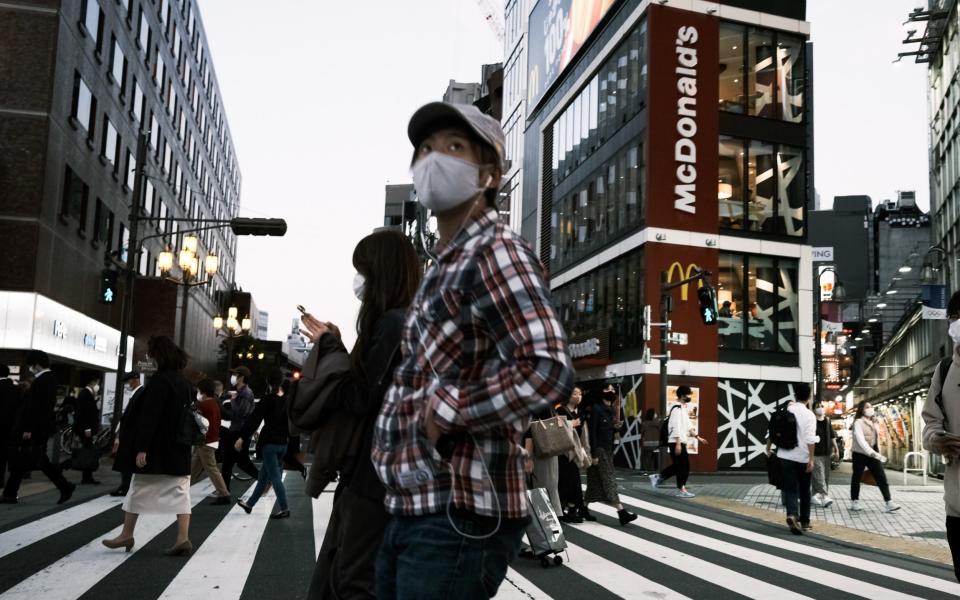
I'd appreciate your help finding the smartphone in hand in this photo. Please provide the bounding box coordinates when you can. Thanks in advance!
[297,305,308,316]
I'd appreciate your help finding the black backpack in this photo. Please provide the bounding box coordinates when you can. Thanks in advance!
[659,405,680,447]
[768,403,798,450]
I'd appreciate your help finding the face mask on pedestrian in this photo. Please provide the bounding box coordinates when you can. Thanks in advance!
[815,408,825,417]
[230,374,238,386]
[196,391,203,402]
[92,383,100,394]
[949,319,960,345]
[412,152,492,213]
[864,407,875,418]
[353,272,366,301]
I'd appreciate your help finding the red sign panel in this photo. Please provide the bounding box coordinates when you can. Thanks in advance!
[646,5,719,234]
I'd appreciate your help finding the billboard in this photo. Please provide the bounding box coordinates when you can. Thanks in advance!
[527,0,619,109]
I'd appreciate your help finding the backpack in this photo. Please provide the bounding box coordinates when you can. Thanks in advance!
[936,357,952,430]
[659,405,680,447]
[768,404,798,450]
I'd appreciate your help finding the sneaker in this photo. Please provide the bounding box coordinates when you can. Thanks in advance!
[786,515,802,535]
[811,494,823,506]
[675,490,696,498]
[801,521,813,531]
[822,496,834,508]
[649,474,660,489]
[885,501,901,513]
[850,500,862,512]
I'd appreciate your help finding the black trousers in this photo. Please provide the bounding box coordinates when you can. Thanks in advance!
[220,429,258,490]
[850,452,891,502]
[660,443,690,489]
[80,435,97,482]
[3,438,71,498]
[948,516,960,583]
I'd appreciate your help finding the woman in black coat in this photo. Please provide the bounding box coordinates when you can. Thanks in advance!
[297,230,420,600]
[103,336,194,556]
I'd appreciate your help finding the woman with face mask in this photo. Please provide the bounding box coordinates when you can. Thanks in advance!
[850,401,900,512]
[295,229,420,600]
[189,379,230,504]
[811,404,838,508]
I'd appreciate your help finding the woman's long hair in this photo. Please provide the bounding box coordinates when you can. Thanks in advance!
[147,335,188,371]
[351,229,420,373]
[853,400,870,422]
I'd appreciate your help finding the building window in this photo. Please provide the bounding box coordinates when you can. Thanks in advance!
[138,6,150,50]
[118,223,129,262]
[718,137,805,237]
[125,149,136,190]
[149,113,159,150]
[71,72,96,135]
[101,117,119,167]
[81,0,103,52]
[93,198,114,248]
[718,253,798,353]
[110,36,127,93]
[61,165,89,231]
[144,180,154,215]
[720,24,806,122]
[132,78,144,122]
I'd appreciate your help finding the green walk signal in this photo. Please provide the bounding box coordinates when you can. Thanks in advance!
[697,285,719,326]
[100,269,119,304]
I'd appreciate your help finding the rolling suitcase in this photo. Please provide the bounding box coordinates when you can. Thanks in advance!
[524,487,567,568]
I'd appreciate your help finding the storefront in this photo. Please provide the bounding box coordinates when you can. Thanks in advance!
[522,0,813,471]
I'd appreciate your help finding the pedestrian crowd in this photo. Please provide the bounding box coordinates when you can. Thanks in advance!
[3,101,960,597]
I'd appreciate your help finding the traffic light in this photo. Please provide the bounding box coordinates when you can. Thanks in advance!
[99,269,119,304]
[230,218,287,236]
[697,285,719,325]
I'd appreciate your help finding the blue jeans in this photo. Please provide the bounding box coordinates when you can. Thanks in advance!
[375,512,526,600]
[780,458,811,523]
[247,443,288,511]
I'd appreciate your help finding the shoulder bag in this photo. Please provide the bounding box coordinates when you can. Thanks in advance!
[530,414,577,458]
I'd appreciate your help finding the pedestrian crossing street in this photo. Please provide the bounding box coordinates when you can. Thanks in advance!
[0,476,958,600]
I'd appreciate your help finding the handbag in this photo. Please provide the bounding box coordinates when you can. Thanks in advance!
[530,415,577,458]
[175,402,207,446]
[71,446,99,471]
[861,470,878,486]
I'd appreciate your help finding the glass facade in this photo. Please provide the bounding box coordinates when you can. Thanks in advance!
[717,252,799,353]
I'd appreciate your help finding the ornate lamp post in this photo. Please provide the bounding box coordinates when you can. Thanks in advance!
[213,305,251,375]
[158,234,219,348]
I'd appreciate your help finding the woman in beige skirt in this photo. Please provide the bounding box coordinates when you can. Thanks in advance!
[103,336,195,556]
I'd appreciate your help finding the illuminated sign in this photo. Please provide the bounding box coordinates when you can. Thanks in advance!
[673,25,700,215]
[665,262,703,301]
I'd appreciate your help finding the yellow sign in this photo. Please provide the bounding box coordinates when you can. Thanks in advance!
[666,262,703,302]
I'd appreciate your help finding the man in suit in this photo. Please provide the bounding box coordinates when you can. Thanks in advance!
[1,351,75,504]
[109,372,143,496]
[0,365,22,487]
[74,372,102,485]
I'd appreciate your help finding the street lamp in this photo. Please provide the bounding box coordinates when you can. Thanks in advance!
[159,235,220,348]
[923,244,951,292]
[214,304,251,375]
[815,267,845,406]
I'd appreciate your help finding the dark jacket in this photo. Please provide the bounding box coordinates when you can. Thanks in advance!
[113,369,192,476]
[0,378,21,440]
[589,401,615,454]
[75,387,100,435]
[241,393,289,446]
[229,386,255,432]
[14,370,58,440]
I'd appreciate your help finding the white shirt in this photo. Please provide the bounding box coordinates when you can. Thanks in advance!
[667,402,692,443]
[776,402,819,464]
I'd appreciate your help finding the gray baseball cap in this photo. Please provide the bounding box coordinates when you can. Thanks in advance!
[407,102,506,171]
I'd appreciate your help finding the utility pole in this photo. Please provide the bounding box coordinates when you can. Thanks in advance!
[110,129,148,427]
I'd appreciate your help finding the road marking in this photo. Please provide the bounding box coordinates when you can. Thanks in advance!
[617,491,960,596]
[312,491,334,559]
[564,541,691,599]
[499,569,558,600]
[589,503,926,600]
[0,495,123,559]
[1,480,214,600]
[158,474,287,599]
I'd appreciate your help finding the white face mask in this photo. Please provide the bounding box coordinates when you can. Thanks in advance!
[353,273,366,301]
[230,374,238,386]
[815,408,824,417]
[949,320,960,345]
[196,392,204,402]
[412,152,490,213]
[92,384,100,394]
[864,407,875,418]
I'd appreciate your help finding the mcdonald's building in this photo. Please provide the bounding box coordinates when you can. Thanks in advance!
[518,0,813,471]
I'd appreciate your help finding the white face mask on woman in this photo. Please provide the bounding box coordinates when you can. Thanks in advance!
[864,407,875,418]
[412,152,491,213]
[815,408,825,417]
[353,273,366,301]
[196,392,204,402]
[949,319,960,346]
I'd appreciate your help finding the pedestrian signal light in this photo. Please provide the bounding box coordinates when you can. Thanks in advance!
[100,269,119,304]
[697,286,719,325]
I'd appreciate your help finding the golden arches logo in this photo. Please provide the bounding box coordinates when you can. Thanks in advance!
[666,262,703,302]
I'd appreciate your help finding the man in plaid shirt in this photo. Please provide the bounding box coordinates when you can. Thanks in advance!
[372,102,574,599]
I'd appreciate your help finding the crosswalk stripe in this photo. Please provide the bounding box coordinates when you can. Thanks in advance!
[617,491,960,596]
[563,540,692,599]
[0,495,123,559]
[567,516,814,600]
[588,502,926,600]
[312,491,334,558]
[158,473,287,599]
[0,480,215,600]
[499,569,556,600]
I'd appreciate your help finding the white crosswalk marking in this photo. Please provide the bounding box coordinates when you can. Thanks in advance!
[499,569,555,600]
[562,541,692,599]
[0,495,123,559]
[158,474,287,599]
[312,491,334,558]
[617,491,960,597]
[0,480,215,600]
[588,503,926,600]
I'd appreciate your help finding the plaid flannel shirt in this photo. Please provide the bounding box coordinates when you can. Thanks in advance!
[372,207,574,519]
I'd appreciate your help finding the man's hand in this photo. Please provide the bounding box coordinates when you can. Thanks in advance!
[112,439,119,454]
[570,418,580,428]
[135,452,147,468]
[592,457,599,466]
[234,438,243,452]
[697,436,708,446]
[675,442,682,454]
[84,429,92,438]
[932,434,960,456]
[524,455,534,474]
[806,459,814,474]
[22,431,31,441]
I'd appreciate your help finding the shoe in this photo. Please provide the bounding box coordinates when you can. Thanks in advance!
[164,540,193,556]
[108,489,128,497]
[101,537,135,552]
[577,506,597,522]
[801,522,813,531]
[519,548,535,559]
[270,510,290,519]
[237,499,252,514]
[617,509,637,526]
[786,515,802,535]
[57,483,76,505]
[81,479,101,485]
[649,474,660,489]
[822,496,834,508]
[675,490,696,498]
[300,467,307,480]
[811,494,823,506]
[885,501,901,513]
[559,512,583,524]
[0,496,18,504]
[209,496,231,506]
[850,500,862,512]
